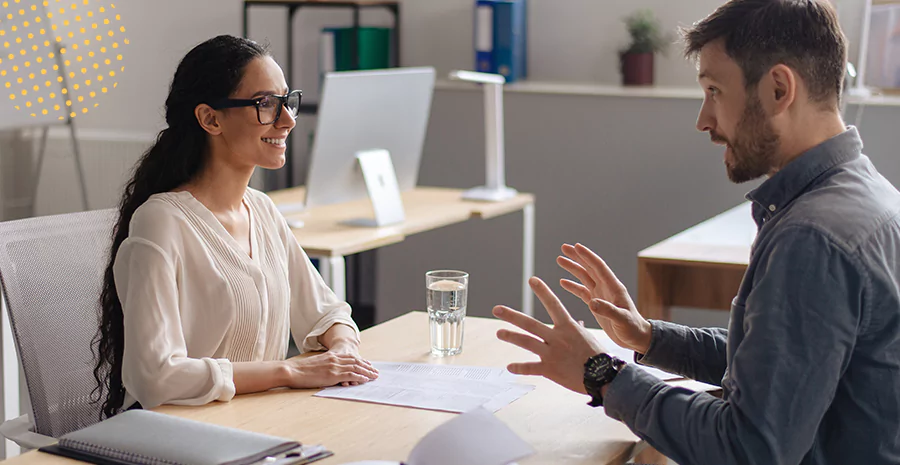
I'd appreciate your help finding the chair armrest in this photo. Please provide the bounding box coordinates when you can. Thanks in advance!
[0,414,57,450]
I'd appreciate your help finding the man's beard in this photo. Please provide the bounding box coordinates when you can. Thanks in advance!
[711,95,780,183]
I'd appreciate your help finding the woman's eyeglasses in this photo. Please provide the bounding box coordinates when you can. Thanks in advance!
[211,90,302,125]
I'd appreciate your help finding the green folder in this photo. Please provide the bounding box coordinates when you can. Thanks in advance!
[333,27,392,71]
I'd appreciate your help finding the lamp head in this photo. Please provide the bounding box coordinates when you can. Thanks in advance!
[448,70,506,85]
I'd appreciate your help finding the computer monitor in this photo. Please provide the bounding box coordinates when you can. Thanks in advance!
[304,67,436,209]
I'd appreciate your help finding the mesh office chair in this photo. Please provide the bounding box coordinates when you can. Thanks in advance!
[0,209,116,448]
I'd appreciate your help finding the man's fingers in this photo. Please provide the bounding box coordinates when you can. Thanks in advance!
[590,298,627,321]
[556,255,595,288]
[574,243,621,285]
[529,277,574,327]
[507,362,543,376]
[560,279,591,303]
[561,243,581,262]
[493,305,553,340]
[497,329,547,356]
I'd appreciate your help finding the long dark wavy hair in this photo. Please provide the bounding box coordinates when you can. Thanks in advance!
[92,35,270,419]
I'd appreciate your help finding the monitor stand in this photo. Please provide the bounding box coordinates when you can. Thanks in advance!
[342,149,406,228]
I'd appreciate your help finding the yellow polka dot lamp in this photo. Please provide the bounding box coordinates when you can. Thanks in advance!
[0,0,127,120]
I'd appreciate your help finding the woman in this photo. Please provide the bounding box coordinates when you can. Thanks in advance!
[92,35,378,418]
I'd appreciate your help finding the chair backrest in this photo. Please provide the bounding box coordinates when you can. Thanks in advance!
[0,208,116,437]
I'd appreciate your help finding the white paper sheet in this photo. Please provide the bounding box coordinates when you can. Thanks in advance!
[372,362,521,383]
[593,330,682,381]
[406,407,534,465]
[340,408,533,465]
[315,362,535,413]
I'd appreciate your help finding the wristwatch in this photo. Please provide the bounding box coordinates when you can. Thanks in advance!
[583,353,626,407]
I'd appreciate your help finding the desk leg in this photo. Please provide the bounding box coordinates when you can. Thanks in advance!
[1,296,19,458]
[522,203,535,316]
[319,256,347,302]
[637,259,672,321]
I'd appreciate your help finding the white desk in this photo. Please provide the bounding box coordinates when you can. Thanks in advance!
[268,186,536,317]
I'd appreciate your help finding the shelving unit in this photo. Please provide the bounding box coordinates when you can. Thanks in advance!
[435,79,900,106]
[243,0,401,120]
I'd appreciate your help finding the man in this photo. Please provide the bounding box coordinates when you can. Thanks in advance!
[493,1,900,464]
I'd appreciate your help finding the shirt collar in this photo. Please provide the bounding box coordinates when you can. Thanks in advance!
[745,126,863,226]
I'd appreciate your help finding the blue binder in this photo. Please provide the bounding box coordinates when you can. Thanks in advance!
[475,0,495,73]
[473,0,527,82]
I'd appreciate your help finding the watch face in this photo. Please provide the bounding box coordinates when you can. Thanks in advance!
[585,353,611,381]
[587,353,612,376]
[585,353,623,387]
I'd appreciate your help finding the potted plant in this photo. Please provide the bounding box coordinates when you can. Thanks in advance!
[620,9,669,86]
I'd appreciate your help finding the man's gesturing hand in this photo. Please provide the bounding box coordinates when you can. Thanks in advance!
[493,276,605,394]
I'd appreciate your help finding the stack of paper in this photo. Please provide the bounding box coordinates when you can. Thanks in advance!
[315,362,535,413]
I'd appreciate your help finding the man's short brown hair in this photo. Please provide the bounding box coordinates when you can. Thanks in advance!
[683,0,847,110]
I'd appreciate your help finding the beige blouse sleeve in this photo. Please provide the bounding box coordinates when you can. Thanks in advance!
[286,239,360,352]
[114,236,236,409]
[259,192,360,352]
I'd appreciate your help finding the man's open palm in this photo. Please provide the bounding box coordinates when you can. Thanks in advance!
[493,276,605,394]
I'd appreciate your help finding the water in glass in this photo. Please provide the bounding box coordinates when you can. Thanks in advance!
[427,279,467,356]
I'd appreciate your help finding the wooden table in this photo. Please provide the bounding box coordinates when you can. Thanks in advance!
[3,312,644,465]
[637,202,755,321]
[268,186,536,316]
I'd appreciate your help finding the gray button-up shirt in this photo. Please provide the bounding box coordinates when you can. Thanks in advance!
[604,127,900,464]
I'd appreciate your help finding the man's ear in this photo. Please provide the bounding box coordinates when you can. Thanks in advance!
[195,104,223,136]
[767,64,796,115]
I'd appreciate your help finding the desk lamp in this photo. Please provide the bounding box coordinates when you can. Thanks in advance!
[448,70,517,202]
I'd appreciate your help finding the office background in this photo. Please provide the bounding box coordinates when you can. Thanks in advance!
[9,0,899,324]
[0,0,897,451]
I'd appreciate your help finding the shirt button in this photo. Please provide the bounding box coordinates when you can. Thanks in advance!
[768,204,777,212]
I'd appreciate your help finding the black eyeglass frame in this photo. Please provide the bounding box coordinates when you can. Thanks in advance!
[210,89,303,125]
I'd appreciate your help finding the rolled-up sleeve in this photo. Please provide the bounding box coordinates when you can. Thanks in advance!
[603,226,863,465]
[115,238,236,409]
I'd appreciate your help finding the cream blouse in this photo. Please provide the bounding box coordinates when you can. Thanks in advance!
[113,187,358,410]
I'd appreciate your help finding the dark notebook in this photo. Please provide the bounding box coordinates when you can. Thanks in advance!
[39,409,333,465]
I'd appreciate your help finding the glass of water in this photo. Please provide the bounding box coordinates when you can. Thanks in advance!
[426,270,468,357]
